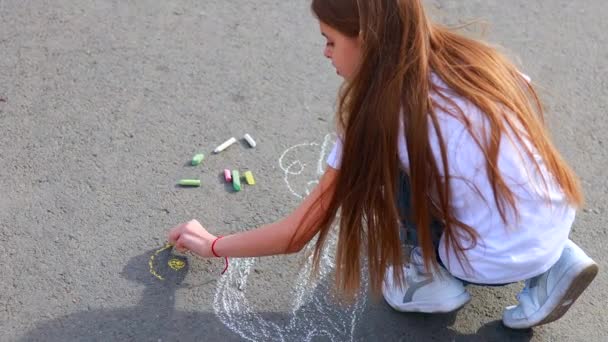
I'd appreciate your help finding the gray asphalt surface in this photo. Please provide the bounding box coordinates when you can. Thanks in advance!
[1,0,606,341]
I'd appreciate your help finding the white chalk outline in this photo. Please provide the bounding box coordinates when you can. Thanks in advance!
[213,133,367,342]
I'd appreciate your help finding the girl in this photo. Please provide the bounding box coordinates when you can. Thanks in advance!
[168,0,598,329]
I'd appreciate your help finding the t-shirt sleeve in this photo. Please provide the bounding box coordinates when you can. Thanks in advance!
[326,136,343,169]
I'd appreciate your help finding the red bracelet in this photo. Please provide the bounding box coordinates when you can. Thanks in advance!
[211,236,229,275]
[211,236,223,257]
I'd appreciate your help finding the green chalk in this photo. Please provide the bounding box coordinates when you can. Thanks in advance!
[231,170,241,191]
[178,179,201,187]
[191,153,204,166]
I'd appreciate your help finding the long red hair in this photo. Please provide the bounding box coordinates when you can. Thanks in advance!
[291,0,583,300]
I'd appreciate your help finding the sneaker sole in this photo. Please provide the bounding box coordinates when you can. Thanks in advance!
[384,291,471,313]
[504,260,599,329]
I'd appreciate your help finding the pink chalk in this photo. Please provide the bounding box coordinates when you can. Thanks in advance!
[224,169,232,182]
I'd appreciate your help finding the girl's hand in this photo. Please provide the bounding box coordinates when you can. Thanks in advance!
[167,219,217,257]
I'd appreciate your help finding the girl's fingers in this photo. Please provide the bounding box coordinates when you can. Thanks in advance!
[182,221,209,240]
[167,223,185,244]
[167,220,214,256]
[174,236,189,253]
[177,233,209,257]
[168,221,196,243]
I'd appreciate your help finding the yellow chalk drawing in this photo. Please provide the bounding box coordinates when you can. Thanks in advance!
[148,243,173,280]
[168,258,186,271]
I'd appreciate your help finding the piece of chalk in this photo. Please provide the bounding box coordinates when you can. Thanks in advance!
[178,179,201,187]
[243,133,257,148]
[191,153,204,166]
[232,170,241,191]
[243,171,255,185]
[214,137,237,154]
[224,169,232,182]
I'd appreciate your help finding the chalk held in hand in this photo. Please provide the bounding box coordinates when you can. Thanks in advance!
[243,133,256,148]
[178,179,201,187]
[214,137,237,154]
[231,170,241,191]
[224,169,232,182]
[243,171,255,185]
[191,153,204,166]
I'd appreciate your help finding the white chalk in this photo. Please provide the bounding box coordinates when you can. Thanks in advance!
[243,133,256,148]
[214,137,237,154]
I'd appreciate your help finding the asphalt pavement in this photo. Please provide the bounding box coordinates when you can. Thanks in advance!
[1,0,606,341]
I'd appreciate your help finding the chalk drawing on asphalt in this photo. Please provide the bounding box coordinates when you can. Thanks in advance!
[213,133,367,342]
[149,243,188,281]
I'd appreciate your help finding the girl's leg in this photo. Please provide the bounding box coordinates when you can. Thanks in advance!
[396,170,443,251]
[397,170,509,286]
[393,171,599,327]
[382,170,470,313]
[503,239,598,329]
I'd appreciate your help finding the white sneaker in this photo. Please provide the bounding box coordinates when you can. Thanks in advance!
[503,239,599,329]
[382,247,471,313]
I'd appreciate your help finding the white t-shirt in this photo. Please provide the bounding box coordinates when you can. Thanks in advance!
[326,74,575,284]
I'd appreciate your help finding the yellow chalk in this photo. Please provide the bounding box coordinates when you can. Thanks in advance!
[149,243,173,280]
[244,171,255,185]
[168,258,186,270]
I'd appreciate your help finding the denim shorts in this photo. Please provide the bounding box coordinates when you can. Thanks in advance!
[396,170,509,287]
